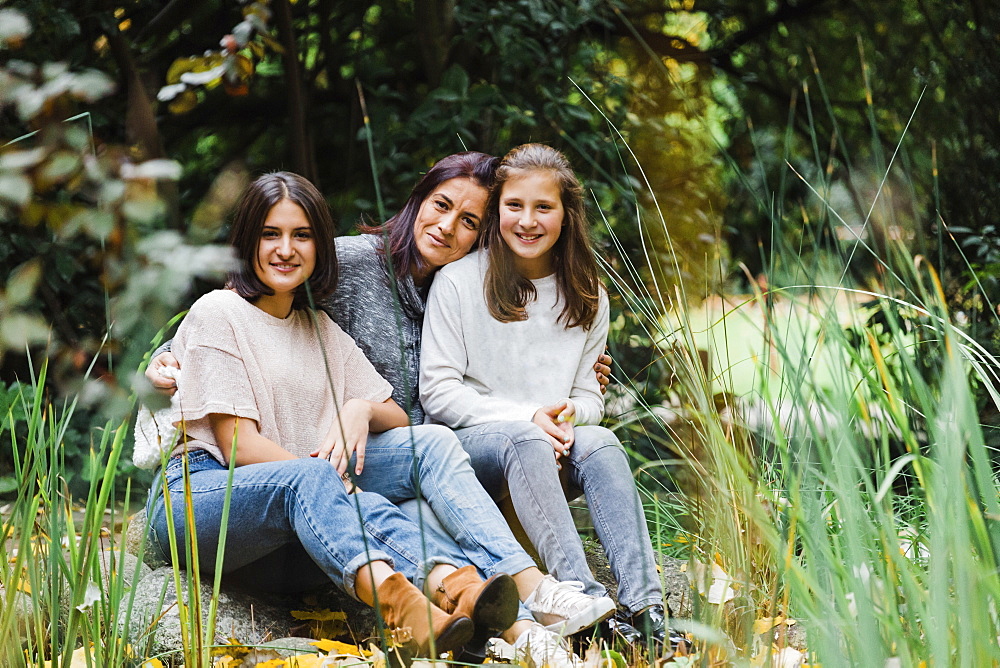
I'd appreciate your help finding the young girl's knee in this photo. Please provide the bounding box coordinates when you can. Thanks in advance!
[572,425,626,461]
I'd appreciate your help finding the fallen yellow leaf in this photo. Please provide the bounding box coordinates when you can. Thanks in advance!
[754,614,789,634]
[283,655,328,667]
[310,639,370,657]
[41,645,91,668]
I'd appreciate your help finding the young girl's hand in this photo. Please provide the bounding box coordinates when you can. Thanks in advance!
[532,400,576,467]
[146,351,180,395]
[311,399,373,478]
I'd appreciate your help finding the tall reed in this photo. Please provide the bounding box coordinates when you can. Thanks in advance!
[596,48,1000,665]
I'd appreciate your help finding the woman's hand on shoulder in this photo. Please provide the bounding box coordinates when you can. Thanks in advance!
[146,352,180,396]
[532,400,576,469]
[593,349,613,395]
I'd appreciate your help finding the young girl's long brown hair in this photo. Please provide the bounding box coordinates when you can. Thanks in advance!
[483,143,601,330]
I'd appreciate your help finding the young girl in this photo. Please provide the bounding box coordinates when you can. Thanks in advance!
[147,171,524,659]
[420,144,677,655]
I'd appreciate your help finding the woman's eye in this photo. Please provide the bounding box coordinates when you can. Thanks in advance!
[435,199,448,211]
[262,230,279,239]
[295,231,312,240]
[538,204,552,211]
[462,217,478,229]
[505,201,521,210]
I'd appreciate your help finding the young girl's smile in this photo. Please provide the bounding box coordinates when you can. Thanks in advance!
[499,170,564,279]
[255,198,315,316]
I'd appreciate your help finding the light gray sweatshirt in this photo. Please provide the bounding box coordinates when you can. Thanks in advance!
[419,249,608,428]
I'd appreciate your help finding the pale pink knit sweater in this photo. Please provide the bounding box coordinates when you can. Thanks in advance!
[170,289,392,463]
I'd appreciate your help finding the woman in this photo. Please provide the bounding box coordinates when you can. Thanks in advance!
[145,165,611,667]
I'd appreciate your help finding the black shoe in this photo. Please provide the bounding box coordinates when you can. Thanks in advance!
[452,643,488,664]
[568,612,644,656]
[627,604,686,658]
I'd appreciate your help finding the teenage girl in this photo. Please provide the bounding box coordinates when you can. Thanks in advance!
[146,171,526,659]
[419,143,676,654]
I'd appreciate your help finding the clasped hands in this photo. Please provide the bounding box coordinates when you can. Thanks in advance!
[532,399,576,470]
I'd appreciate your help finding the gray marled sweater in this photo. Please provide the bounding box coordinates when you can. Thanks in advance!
[155,234,429,424]
[323,234,427,424]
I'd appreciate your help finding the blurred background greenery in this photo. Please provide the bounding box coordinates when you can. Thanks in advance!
[1,0,998,491]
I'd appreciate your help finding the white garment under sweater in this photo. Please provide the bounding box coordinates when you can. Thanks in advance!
[170,289,392,464]
[419,249,608,429]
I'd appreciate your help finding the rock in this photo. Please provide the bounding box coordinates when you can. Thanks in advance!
[0,584,39,645]
[657,555,694,619]
[260,636,329,657]
[126,566,377,663]
[123,507,168,570]
[582,537,694,618]
[59,550,151,631]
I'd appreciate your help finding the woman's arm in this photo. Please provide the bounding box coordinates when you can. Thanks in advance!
[146,350,180,393]
[311,398,408,475]
[208,413,298,466]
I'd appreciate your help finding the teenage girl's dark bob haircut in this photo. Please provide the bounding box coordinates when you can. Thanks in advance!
[362,151,500,280]
[227,171,338,309]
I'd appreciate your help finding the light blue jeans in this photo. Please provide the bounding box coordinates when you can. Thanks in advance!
[147,449,469,599]
[354,425,538,622]
[455,422,663,615]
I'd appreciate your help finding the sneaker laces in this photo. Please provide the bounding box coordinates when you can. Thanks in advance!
[534,578,596,615]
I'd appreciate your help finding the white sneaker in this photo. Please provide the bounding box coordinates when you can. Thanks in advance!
[513,622,583,668]
[524,575,616,635]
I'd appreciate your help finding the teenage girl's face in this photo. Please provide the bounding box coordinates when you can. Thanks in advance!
[498,169,564,279]
[254,199,315,312]
[412,177,488,280]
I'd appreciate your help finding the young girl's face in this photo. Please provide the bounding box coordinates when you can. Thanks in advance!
[255,198,316,299]
[498,169,564,279]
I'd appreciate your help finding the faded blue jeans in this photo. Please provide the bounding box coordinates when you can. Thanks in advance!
[354,425,537,622]
[455,422,663,615]
[147,449,469,599]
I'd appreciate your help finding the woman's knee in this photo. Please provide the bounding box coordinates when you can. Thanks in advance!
[282,458,347,493]
[410,424,469,463]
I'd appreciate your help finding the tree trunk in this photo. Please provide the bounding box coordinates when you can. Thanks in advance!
[414,0,456,87]
[274,0,317,183]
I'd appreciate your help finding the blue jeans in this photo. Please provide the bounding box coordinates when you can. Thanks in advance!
[353,426,537,578]
[353,425,538,622]
[456,422,663,614]
[147,449,469,599]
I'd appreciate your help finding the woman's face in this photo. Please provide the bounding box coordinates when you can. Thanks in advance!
[412,177,488,278]
[255,199,316,301]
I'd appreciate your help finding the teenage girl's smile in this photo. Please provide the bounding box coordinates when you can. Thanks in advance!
[499,170,564,279]
[254,198,316,317]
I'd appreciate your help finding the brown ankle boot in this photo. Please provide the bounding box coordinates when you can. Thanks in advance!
[432,566,519,652]
[377,572,474,658]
